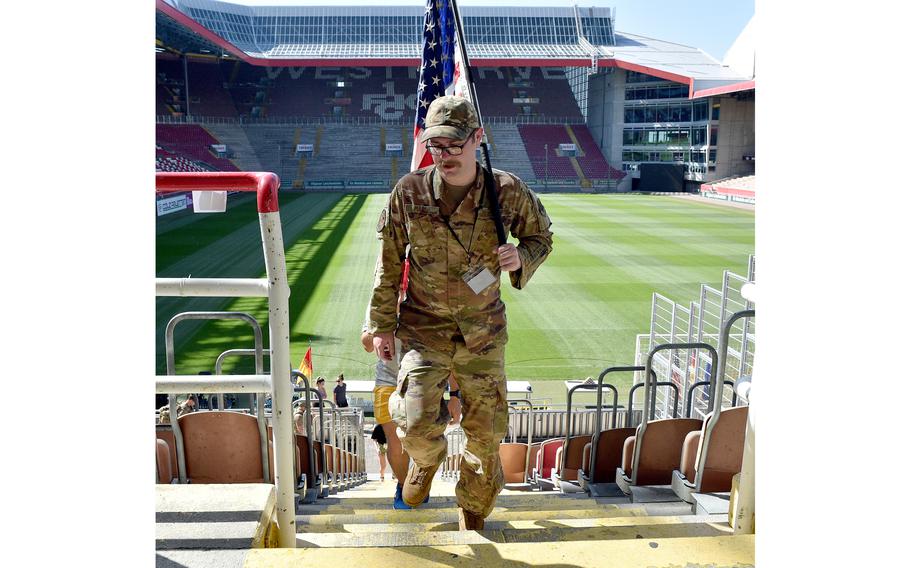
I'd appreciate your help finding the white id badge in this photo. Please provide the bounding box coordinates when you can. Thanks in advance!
[463,265,497,294]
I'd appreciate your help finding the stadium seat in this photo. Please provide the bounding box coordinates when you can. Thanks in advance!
[155,425,179,481]
[156,439,173,484]
[588,427,637,485]
[555,435,591,484]
[499,442,532,484]
[671,405,748,502]
[616,418,703,492]
[532,438,564,489]
[178,411,272,484]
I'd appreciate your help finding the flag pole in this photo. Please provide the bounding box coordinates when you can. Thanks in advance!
[449,0,507,246]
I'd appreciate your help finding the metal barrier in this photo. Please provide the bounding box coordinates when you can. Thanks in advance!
[684,380,738,417]
[626,380,681,426]
[215,347,273,411]
[155,171,296,548]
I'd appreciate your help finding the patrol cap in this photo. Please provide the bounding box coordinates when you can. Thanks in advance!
[420,96,480,142]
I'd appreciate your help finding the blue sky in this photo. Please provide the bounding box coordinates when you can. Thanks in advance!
[233,0,754,61]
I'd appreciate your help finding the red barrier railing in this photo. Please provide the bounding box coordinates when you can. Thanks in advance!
[155,172,281,213]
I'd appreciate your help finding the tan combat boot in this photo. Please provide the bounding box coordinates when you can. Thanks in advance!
[402,462,439,507]
[458,508,485,531]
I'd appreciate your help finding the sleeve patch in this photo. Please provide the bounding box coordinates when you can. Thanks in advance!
[376,208,388,233]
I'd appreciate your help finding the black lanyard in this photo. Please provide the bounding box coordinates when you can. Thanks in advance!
[430,170,481,261]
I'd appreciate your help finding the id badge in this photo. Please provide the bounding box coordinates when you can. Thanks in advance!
[462,265,497,295]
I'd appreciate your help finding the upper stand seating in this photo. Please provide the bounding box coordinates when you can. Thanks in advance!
[571,125,626,180]
[518,125,579,180]
[156,125,238,172]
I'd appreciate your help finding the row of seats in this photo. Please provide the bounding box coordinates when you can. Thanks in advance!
[156,56,584,121]
[156,125,238,172]
[155,404,366,502]
[441,364,748,505]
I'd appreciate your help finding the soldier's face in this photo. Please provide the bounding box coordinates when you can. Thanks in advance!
[430,129,481,183]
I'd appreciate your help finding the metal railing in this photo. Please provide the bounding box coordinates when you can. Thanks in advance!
[155,171,296,548]
[156,114,587,127]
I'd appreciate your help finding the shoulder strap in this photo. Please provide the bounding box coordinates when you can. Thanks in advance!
[482,167,507,245]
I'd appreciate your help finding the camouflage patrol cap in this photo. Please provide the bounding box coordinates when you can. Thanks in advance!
[420,96,480,142]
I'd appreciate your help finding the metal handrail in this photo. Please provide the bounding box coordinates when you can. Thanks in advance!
[296,389,329,497]
[164,311,269,484]
[633,342,718,486]
[685,379,738,418]
[291,371,316,491]
[626,380,681,425]
[156,171,296,548]
[505,399,534,485]
[215,347,273,411]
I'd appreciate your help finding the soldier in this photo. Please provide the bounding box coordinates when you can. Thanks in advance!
[157,394,196,424]
[368,96,553,530]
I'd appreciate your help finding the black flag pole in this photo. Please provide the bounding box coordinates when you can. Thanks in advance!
[449,0,507,246]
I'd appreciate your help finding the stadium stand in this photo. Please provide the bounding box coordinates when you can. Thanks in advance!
[518,125,582,181]
[156,124,238,172]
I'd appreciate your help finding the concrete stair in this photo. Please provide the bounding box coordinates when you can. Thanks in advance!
[203,123,264,172]
[156,474,754,567]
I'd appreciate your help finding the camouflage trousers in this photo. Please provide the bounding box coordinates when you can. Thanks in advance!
[388,339,508,518]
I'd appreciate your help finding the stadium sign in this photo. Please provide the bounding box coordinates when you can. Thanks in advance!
[297,144,314,152]
[305,180,345,188]
[157,194,188,216]
[512,97,540,104]
[348,180,388,187]
[385,143,403,152]
[211,144,227,153]
[558,144,577,152]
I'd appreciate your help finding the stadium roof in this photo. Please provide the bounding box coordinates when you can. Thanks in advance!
[156,0,753,99]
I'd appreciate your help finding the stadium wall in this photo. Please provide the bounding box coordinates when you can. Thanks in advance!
[714,96,755,180]
[586,69,630,191]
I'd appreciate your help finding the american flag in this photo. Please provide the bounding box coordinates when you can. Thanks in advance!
[411,0,472,171]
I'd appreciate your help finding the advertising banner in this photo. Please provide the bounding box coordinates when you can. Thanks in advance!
[157,194,188,216]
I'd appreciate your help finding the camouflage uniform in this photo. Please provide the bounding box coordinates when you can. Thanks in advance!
[157,399,194,425]
[369,117,553,516]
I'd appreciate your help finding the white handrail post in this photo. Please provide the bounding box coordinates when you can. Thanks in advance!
[259,209,297,547]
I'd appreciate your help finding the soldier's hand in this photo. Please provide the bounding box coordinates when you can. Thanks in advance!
[373,332,395,361]
[494,244,522,272]
[361,331,374,353]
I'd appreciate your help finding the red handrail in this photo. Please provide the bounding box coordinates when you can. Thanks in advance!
[155,172,281,213]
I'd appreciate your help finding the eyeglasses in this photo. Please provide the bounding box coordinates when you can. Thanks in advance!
[425,131,476,156]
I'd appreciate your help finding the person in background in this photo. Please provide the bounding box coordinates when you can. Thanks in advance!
[315,377,327,401]
[371,422,389,482]
[293,402,306,435]
[157,394,197,424]
[334,374,349,408]
[362,258,415,508]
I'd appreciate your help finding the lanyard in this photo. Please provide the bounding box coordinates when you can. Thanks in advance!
[430,170,481,261]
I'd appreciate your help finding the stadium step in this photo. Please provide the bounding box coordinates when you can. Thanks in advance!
[281,477,752,567]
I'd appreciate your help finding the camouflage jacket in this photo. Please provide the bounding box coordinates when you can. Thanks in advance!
[369,164,553,354]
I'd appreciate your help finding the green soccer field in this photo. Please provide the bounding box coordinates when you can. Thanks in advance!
[156,192,754,402]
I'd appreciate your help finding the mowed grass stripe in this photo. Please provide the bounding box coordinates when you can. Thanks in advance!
[156,193,754,395]
[501,194,752,387]
[156,192,345,374]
